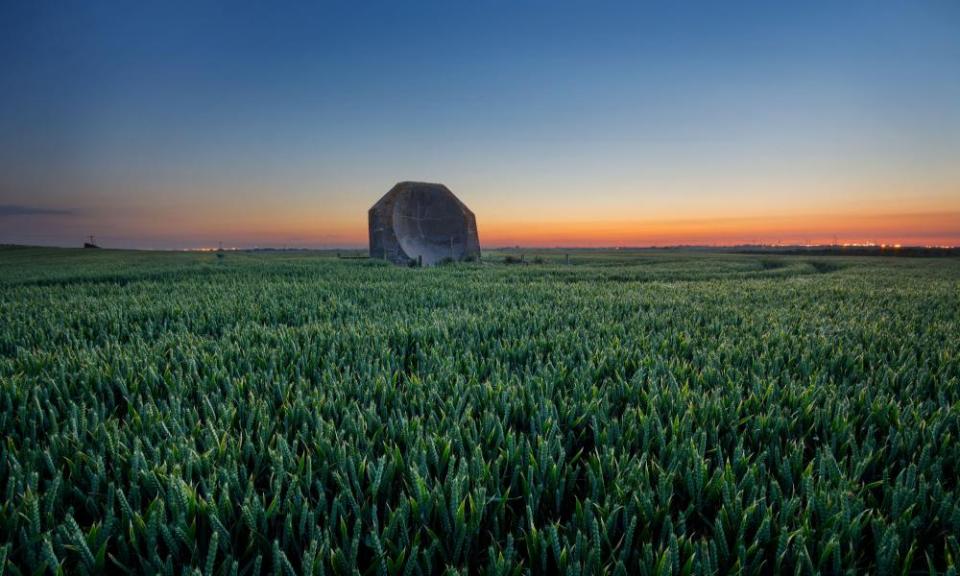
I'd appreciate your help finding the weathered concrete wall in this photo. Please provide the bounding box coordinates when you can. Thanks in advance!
[369,182,481,266]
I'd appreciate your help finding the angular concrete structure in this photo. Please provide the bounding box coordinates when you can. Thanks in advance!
[369,182,480,266]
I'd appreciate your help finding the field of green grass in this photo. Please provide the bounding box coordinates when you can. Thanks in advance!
[1,246,959,575]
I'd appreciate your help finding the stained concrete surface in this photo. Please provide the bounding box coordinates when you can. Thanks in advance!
[369,182,480,266]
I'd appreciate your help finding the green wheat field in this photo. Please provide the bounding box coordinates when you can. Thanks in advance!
[1,246,959,575]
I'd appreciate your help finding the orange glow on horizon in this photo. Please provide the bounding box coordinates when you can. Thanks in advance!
[474,211,960,247]
[99,209,960,249]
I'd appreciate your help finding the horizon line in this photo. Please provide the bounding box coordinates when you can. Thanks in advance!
[3,242,958,252]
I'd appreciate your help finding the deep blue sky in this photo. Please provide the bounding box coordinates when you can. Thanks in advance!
[1,1,958,247]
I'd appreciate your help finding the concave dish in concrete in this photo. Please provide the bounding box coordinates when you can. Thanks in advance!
[369,182,480,266]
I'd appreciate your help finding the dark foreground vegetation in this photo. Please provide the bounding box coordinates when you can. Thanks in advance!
[1,247,959,575]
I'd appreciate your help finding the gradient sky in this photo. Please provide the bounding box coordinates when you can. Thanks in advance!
[1,1,958,248]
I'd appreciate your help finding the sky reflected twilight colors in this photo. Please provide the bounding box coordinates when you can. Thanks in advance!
[1,1,958,249]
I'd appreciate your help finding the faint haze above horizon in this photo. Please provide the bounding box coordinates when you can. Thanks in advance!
[2,1,959,249]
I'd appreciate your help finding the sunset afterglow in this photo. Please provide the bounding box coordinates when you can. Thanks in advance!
[2,2,958,248]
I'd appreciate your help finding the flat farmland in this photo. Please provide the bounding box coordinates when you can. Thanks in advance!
[1,247,958,575]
